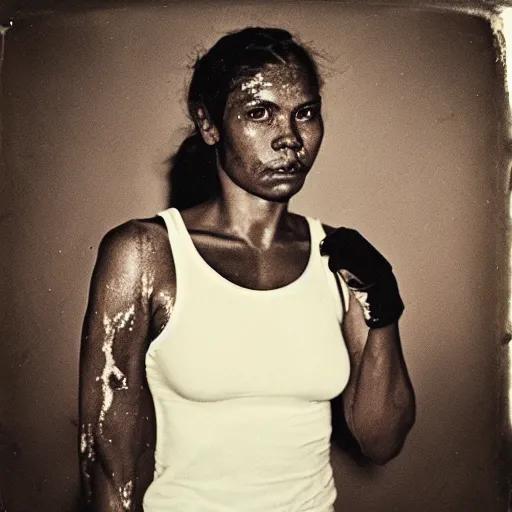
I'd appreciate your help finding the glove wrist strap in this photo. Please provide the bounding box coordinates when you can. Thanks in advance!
[351,272,404,329]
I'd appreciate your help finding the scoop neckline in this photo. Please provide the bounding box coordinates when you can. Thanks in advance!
[169,208,316,295]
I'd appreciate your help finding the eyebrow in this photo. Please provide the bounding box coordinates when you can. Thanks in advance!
[244,96,322,110]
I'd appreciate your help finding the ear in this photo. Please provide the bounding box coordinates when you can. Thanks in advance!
[194,106,220,146]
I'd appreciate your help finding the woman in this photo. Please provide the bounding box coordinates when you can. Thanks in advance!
[79,27,415,512]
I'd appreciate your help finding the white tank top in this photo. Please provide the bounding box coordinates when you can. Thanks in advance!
[143,208,351,512]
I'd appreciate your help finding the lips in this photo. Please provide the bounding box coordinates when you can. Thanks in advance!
[267,160,305,174]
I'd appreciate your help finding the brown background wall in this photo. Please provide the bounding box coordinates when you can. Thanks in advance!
[1,2,508,511]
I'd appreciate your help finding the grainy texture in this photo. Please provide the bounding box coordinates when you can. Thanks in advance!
[0,4,506,511]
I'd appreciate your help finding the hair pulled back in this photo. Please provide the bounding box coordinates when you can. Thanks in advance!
[169,27,321,210]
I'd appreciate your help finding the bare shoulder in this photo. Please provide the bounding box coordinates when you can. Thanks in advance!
[98,216,170,268]
[89,215,175,328]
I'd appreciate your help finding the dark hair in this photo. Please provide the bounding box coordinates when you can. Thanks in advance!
[169,27,322,210]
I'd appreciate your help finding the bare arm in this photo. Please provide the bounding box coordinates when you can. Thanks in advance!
[79,221,157,511]
[341,291,415,465]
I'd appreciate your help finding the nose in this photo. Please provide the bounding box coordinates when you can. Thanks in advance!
[271,120,303,152]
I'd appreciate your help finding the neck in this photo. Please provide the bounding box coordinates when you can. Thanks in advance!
[209,171,293,250]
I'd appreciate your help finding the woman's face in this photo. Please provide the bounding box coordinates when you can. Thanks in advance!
[216,58,324,202]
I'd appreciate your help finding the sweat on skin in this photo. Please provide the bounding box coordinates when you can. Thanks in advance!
[80,268,157,501]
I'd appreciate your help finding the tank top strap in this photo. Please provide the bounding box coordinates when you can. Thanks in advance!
[305,216,327,249]
[157,207,198,282]
[158,207,182,246]
[306,216,349,319]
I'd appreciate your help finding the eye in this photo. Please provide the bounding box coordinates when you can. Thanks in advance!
[296,106,319,122]
[247,107,271,121]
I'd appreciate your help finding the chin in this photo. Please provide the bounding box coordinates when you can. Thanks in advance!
[256,181,306,203]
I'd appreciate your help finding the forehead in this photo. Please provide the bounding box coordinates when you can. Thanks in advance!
[228,61,319,107]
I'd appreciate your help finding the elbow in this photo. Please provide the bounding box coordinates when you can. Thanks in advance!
[357,396,416,466]
[360,432,410,466]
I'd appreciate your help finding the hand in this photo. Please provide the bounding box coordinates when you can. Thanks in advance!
[320,227,404,329]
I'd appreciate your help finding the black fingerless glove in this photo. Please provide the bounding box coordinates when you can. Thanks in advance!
[320,227,404,329]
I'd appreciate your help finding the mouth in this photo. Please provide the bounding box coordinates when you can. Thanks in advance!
[267,160,306,175]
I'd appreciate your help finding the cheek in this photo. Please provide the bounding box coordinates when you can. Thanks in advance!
[243,124,259,140]
[302,124,324,153]
[230,124,270,157]
[233,128,260,156]
[223,119,258,151]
